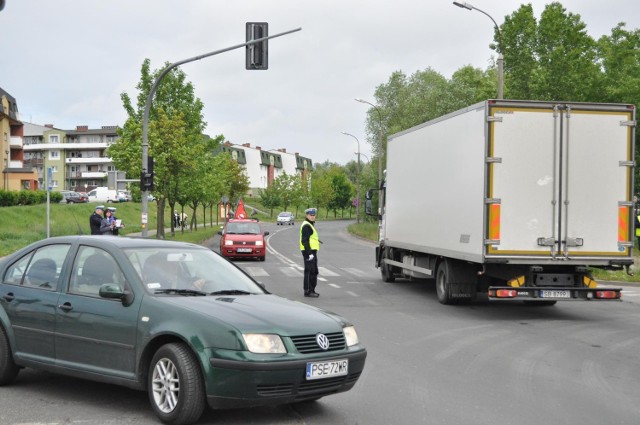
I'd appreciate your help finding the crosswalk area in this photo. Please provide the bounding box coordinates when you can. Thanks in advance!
[239,264,376,282]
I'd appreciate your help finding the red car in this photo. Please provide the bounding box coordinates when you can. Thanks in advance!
[218,219,269,261]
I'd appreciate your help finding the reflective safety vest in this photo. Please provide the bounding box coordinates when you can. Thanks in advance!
[636,215,640,237]
[299,221,320,251]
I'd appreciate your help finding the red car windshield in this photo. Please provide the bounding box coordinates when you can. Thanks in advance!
[226,222,261,235]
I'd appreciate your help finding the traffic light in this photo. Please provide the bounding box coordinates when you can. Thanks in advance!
[246,22,268,70]
[140,156,154,191]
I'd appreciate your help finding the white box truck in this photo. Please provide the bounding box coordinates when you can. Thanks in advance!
[367,99,636,305]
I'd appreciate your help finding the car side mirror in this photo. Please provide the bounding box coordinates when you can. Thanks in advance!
[365,199,373,215]
[217,230,223,236]
[99,283,134,305]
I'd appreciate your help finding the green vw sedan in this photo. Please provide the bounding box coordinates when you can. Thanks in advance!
[0,236,366,424]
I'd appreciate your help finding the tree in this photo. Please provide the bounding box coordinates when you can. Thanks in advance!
[108,59,209,238]
[258,184,281,217]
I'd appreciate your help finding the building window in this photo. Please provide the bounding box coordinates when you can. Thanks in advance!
[52,180,59,188]
[51,166,58,173]
[49,150,60,160]
[89,136,99,143]
[49,135,59,144]
[107,165,115,172]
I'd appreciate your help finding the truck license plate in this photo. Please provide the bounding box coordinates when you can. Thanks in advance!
[236,248,252,253]
[306,359,348,380]
[540,290,570,299]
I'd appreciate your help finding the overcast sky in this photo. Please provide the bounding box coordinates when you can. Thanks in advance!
[2,0,638,165]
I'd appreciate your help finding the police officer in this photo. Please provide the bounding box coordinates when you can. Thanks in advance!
[300,208,320,297]
[90,205,104,235]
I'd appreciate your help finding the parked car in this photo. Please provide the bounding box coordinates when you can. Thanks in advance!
[117,190,132,202]
[87,187,118,203]
[59,190,88,204]
[0,236,366,425]
[218,219,269,261]
[277,211,295,225]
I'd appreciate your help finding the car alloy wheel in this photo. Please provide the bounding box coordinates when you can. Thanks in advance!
[148,343,205,424]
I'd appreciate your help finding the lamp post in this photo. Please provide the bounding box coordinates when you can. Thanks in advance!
[341,132,361,224]
[139,27,301,237]
[355,98,384,214]
[453,1,503,99]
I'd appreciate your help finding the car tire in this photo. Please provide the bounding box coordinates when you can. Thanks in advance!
[0,326,20,385]
[259,256,266,261]
[148,343,206,425]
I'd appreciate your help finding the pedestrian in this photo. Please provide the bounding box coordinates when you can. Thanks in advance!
[107,207,124,235]
[89,205,104,235]
[300,207,320,297]
[100,208,116,235]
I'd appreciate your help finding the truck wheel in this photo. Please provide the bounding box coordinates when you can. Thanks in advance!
[0,326,19,385]
[381,248,395,283]
[148,343,206,425]
[436,263,453,305]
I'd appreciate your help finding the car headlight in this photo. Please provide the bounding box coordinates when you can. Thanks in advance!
[243,334,287,353]
[255,240,264,246]
[224,240,234,246]
[343,326,359,347]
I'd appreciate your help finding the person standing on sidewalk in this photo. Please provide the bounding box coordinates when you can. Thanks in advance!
[300,208,320,297]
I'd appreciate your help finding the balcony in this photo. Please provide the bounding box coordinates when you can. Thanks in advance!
[10,136,23,148]
[82,172,108,179]
[66,157,111,164]
[9,160,24,168]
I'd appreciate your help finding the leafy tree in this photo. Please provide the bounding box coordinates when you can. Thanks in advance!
[258,183,281,217]
[108,59,208,238]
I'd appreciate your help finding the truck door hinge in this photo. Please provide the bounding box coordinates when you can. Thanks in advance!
[485,198,501,204]
[619,160,635,167]
[537,237,557,247]
[487,116,503,123]
[564,238,584,247]
[486,157,502,164]
[621,120,636,127]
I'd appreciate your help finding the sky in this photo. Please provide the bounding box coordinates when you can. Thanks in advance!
[2,0,639,166]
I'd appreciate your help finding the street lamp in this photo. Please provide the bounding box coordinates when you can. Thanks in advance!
[354,98,384,205]
[453,1,504,99]
[341,132,361,224]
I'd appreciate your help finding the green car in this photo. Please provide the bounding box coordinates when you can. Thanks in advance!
[0,236,366,425]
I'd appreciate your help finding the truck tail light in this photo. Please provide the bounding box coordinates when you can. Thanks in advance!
[595,290,621,299]
[492,289,517,298]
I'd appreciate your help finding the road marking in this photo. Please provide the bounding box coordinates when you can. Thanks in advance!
[318,267,340,276]
[346,291,358,297]
[244,267,269,277]
[329,283,341,288]
[281,267,303,277]
[340,267,369,277]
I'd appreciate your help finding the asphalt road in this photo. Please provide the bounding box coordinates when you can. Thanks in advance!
[1,220,639,425]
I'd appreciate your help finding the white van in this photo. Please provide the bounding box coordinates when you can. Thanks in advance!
[87,187,119,203]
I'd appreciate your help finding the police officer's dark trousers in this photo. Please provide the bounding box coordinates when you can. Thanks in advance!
[303,252,318,294]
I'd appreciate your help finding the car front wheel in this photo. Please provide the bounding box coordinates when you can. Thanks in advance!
[148,343,206,425]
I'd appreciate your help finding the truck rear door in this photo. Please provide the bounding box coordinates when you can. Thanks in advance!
[485,101,635,260]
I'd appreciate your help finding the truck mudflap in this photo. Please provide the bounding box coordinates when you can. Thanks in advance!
[488,286,622,301]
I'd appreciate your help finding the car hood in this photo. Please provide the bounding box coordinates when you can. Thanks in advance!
[158,294,345,335]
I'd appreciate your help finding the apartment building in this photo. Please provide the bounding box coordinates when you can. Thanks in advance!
[22,123,122,192]
[218,142,313,196]
[1,87,39,190]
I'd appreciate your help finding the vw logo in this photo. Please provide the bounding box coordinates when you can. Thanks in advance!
[316,333,330,350]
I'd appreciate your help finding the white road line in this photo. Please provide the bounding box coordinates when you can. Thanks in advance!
[340,267,369,277]
[346,291,358,297]
[244,267,269,277]
[280,267,303,277]
[318,267,340,277]
[328,283,341,288]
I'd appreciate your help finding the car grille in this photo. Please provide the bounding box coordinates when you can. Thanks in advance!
[256,372,362,397]
[231,241,256,246]
[290,332,346,353]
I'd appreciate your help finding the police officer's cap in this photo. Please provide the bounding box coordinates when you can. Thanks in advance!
[96,205,105,210]
[305,208,317,215]
[107,207,117,212]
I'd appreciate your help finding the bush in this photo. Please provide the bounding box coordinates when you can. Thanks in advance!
[0,190,62,207]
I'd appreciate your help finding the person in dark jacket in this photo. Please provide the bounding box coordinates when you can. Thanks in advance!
[299,208,320,297]
[89,205,104,235]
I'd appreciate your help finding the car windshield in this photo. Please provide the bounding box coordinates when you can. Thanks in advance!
[278,213,291,217]
[225,222,261,235]
[124,247,265,295]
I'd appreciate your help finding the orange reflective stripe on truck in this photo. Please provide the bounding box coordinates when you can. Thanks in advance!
[618,205,629,242]
[488,203,501,240]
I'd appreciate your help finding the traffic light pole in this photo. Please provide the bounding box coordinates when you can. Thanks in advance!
[140,26,302,237]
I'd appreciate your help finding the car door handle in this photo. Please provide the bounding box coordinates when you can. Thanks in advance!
[58,302,73,312]
[3,293,15,302]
